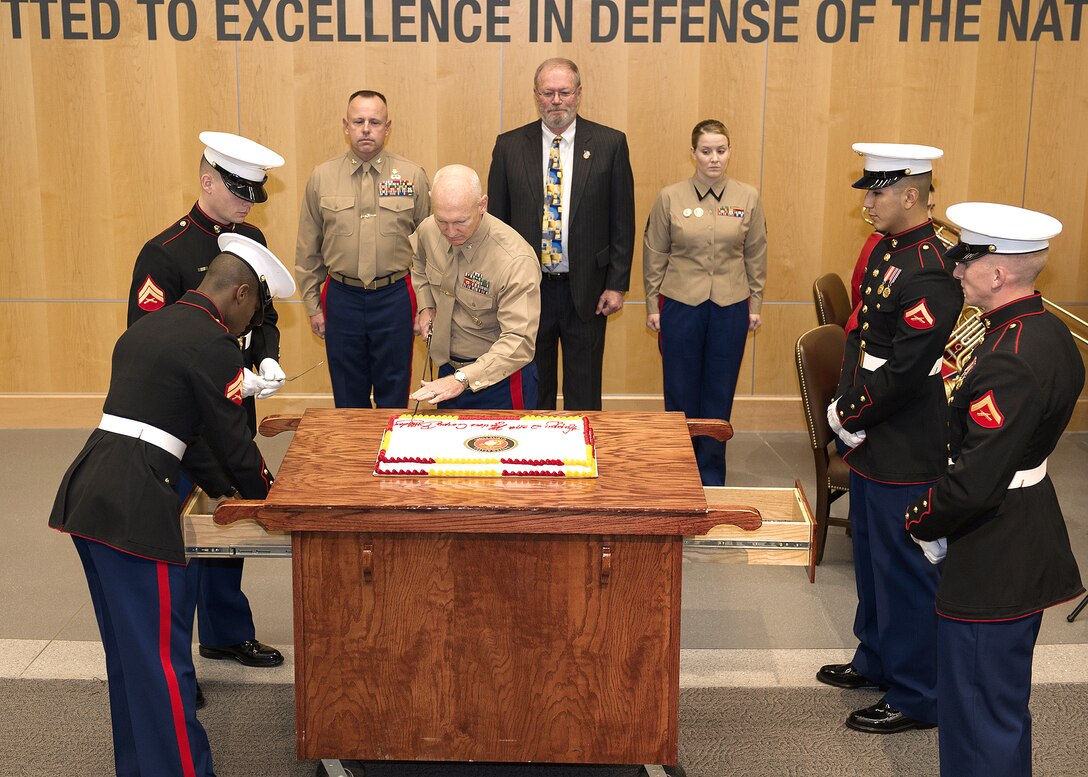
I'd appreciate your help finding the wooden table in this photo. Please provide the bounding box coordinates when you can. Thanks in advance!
[215,409,757,766]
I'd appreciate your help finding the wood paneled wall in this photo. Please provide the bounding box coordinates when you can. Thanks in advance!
[2,2,1086,428]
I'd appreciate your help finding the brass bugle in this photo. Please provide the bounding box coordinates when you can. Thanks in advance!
[942,306,986,401]
[933,221,957,250]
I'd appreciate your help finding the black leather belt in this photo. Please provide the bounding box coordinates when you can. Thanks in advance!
[541,272,569,281]
[330,269,408,290]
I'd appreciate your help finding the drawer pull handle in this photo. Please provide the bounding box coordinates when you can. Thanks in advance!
[362,542,374,583]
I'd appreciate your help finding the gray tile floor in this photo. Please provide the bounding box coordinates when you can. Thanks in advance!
[3,428,1087,684]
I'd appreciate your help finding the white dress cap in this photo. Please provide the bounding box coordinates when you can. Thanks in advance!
[945,202,1062,259]
[851,143,943,189]
[200,131,285,203]
[217,233,296,298]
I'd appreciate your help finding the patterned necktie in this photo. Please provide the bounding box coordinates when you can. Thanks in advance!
[541,135,563,270]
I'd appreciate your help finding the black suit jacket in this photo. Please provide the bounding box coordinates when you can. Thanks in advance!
[487,117,635,322]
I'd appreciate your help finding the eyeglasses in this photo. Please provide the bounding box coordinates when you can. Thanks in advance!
[536,89,578,101]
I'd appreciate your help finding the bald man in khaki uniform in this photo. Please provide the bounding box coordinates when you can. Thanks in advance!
[411,165,540,410]
[295,89,430,408]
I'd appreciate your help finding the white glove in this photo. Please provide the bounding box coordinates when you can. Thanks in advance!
[827,398,867,448]
[912,535,947,565]
[256,358,286,399]
[841,427,867,448]
[241,366,282,400]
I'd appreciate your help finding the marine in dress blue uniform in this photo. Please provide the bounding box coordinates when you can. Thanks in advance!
[817,144,963,734]
[905,203,1083,776]
[127,133,286,668]
[50,244,290,777]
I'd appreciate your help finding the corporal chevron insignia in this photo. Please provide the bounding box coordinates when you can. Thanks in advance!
[137,275,166,312]
[903,299,936,330]
[969,390,1004,429]
[226,368,245,405]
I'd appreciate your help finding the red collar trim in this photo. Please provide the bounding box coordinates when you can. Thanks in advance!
[177,291,230,334]
[190,203,236,236]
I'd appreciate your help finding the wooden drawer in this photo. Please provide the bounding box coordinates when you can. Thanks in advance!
[181,489,291,558]
[683,484,816,582]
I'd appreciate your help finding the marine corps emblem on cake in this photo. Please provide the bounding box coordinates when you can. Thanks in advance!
[465,435,518,453]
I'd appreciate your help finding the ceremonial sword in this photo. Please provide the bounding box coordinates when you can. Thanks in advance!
[285,360,325,382]
[411,329,434,417]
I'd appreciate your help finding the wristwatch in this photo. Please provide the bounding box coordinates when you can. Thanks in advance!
[454,370,469,388]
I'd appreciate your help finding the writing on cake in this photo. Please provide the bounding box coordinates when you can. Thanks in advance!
[374,414,597,478]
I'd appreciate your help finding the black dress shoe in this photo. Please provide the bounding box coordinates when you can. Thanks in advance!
[846,699,936,734]
[199,639,284,668]
[816,662,885,690]
[195,682,206,710]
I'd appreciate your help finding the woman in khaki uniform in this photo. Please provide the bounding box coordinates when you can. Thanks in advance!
[643,119,768,485]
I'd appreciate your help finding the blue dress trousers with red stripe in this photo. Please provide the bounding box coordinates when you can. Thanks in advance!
[659,295,749,486]
[834,221,962,724]
[322,274,416,409]
[907,294,1084,775]
[435,362,538,411]
[51,292,273,776]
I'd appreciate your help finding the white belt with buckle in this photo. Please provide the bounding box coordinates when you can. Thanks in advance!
[948,457,1047,489]
[98,414,187,460]
[1008,460,1047,489]
[861,352,942,376]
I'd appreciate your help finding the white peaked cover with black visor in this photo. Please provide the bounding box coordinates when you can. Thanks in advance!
[943,202,1062,264]
[851,142,943,190]
[200,131,285,204]
[217,233,295,299]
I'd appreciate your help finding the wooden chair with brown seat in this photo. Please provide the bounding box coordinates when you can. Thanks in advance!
[795,324,851,564]
[812,272,853,329]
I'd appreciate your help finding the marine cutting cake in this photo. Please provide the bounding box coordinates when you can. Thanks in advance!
[373,414,597,478]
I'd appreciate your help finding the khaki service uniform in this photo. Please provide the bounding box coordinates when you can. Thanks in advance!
[642,176,768,485]
[295,150,430,407]
[412,213,540,406]
[643,176,767,313]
